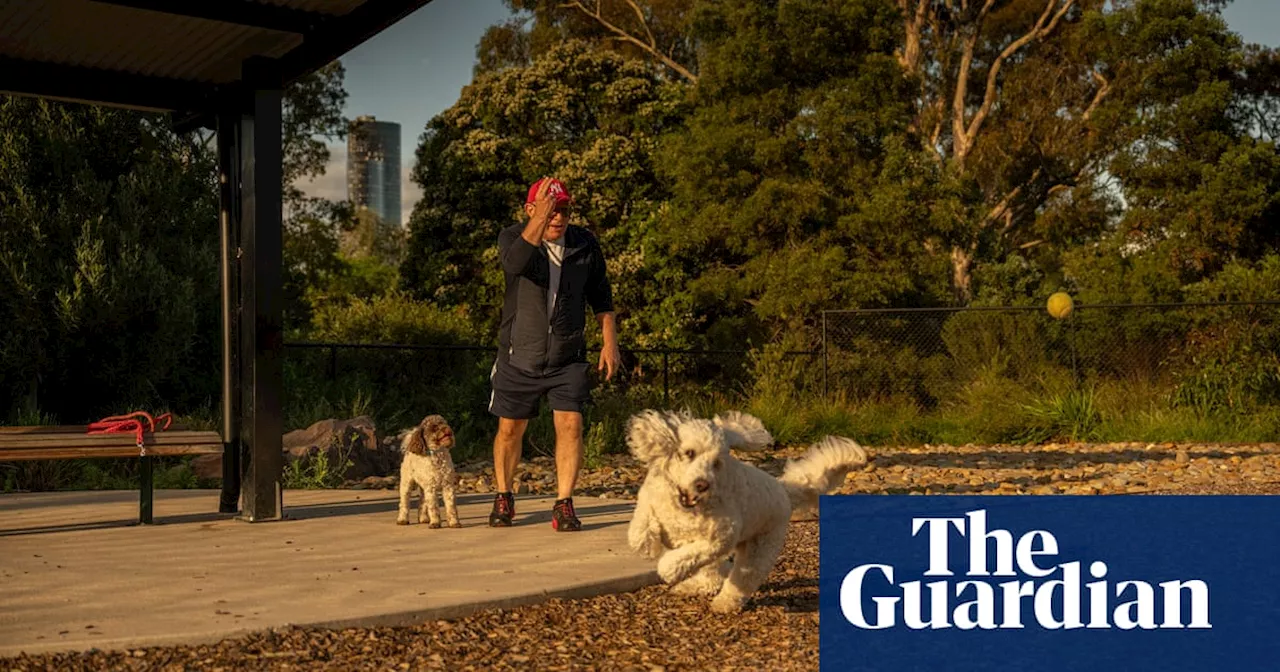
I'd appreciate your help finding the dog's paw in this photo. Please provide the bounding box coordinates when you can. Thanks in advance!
[428,521,442,529]
[396,519,409,526]
[656,553,689,584]
[710,592,745,614]
[448,521,463,529]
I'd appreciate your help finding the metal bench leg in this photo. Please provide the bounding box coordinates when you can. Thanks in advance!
[140,455,154,525]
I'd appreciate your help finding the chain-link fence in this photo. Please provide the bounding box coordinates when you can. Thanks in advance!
[278,300,1279,453]
[286,343,765,406]
[280,342,800,458]
[820,301,1280,420]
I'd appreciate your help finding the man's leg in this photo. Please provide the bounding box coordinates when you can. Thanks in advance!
[552,410,583,500]
[488,357,540,527]
[547,362,592,531]
[493,417,528,494]
[488,417,526,527]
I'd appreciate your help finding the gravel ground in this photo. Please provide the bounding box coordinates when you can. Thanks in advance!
[5,440,1279,671]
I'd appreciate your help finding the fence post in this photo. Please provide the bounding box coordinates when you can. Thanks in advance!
[328,345,337,381]
[1068,311,1082,390]
[662,350,670,407]
[822,312,829,401]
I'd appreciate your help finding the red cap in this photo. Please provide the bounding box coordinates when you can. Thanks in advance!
[526,177,572,206]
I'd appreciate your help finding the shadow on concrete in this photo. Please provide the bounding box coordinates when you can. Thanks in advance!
[0,489,212,512]
[284,493,634,530]
[0,511,237,537]
[0,492,636,536]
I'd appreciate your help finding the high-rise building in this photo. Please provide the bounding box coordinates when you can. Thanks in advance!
[347,115,401,226]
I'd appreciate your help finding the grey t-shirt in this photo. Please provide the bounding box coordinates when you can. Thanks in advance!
[545,239,564,319]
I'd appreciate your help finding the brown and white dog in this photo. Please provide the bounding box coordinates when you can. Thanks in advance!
[396,414,462,528]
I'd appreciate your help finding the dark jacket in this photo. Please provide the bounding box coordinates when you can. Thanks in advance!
[497,223,614,374]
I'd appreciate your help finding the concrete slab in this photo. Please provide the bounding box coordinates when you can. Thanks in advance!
[0,489,658,657]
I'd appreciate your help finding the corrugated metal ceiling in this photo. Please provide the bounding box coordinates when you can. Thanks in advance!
[0,0,367,84]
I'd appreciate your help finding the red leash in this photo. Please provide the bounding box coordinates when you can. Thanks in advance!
[87,411,173,455]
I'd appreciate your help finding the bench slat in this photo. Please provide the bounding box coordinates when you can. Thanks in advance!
[0,435,223,448]
[0,431,222,447]
[0,426,224,461]
[0,425,205,436]
[0,444,224,460]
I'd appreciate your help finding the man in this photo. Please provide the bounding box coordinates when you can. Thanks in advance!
[488,176,622,531]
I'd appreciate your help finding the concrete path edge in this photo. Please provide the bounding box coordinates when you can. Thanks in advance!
[3,572,662,657]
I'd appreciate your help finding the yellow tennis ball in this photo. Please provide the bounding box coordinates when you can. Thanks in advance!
[1047,292,1074,319]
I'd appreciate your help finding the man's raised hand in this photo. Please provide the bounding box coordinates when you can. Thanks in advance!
[521,176,557,244]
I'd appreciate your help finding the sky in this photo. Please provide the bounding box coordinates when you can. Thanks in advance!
[297,0,1280,226]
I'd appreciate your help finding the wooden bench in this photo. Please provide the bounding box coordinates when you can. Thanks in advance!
[0,425,224,524]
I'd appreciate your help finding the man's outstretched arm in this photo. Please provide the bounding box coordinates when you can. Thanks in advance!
[596,311,621,381]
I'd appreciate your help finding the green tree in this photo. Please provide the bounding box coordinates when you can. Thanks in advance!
[651,0,943,350]
[0,98,220,421]
[279,61,355,331]
[0,60,353,419]
[477,0,698,82]
[1027,2,1280,305]
[892,0,1278,302]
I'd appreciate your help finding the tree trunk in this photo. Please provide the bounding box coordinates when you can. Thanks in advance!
[950,245,976,303]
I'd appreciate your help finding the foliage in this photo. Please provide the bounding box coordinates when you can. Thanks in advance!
[650,0,944,353]
[477,0,699,81]
[0,60,355,422]
[0,98,220,422]
[281,62,359,331]
[284,434,357,490]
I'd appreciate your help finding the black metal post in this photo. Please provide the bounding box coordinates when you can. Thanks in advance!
[139,455,154,525]
[238,57,285,522]
[328,345,337,381]
[216,106,243,515]
[1069,311,1082,390]
[662,351,670,407]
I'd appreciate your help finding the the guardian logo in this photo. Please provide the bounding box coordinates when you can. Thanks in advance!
[840,509,1212,631]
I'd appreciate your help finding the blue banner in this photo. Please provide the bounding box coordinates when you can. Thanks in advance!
[819,495,1280,671]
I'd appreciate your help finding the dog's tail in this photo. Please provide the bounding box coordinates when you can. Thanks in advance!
[777,436,869,515]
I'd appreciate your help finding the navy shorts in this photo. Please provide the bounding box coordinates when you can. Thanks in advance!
[488,355,594,419]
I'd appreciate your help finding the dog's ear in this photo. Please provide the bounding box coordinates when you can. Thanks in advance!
[712,411,773,451]
[404,427,427,455]
[626,410,681,463]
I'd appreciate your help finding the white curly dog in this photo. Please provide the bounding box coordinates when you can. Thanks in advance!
[626,409,868,613]
[396,414,462,528]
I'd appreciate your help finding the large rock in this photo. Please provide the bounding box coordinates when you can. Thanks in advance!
[186,416,401,483]
[191,454,223,481]
[283,416,396,481]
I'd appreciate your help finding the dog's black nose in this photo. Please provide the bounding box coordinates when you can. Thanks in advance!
[694,479,709,493]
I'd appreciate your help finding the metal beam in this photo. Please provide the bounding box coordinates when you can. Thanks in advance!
[89,0,332,34]
[278,0,435,85]
[0,56,215,113]
[216,108,244,516]
[237,57,285,523]
[174,110,216,134]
